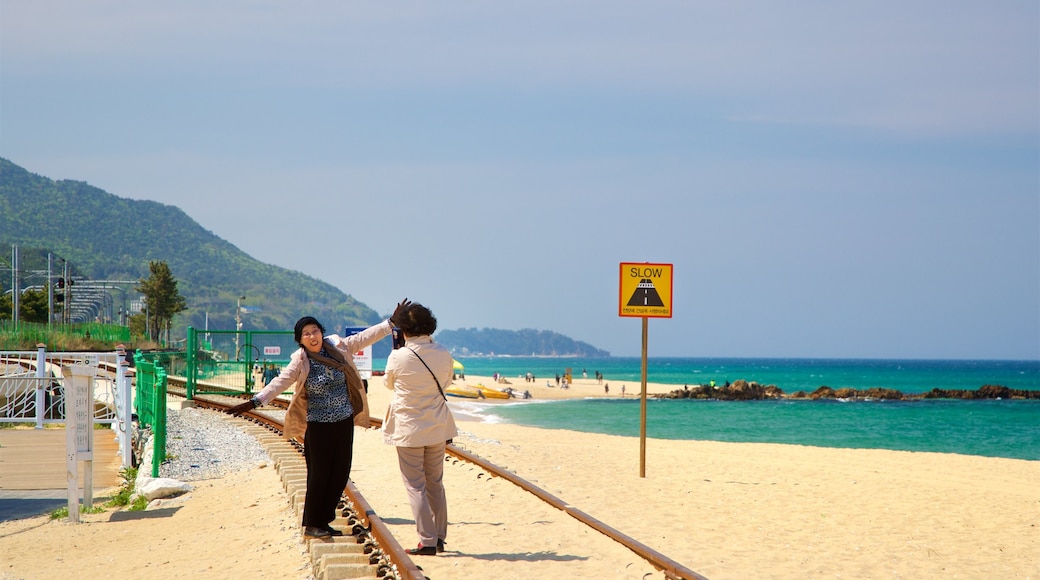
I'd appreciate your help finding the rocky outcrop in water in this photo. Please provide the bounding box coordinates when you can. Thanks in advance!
[656,379,784,400]
[653,382,1040,400]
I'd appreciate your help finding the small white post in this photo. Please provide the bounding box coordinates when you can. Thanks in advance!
[35,344,46,429]
[116,346,132,468]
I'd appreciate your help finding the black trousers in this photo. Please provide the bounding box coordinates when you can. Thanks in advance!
[302,417,354,528]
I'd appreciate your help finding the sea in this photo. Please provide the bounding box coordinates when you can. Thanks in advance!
[445,357,1040,461]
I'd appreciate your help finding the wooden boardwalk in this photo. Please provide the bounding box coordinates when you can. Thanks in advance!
[0,428,123,490]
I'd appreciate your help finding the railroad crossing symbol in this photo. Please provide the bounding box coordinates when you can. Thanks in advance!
[627,279,665,307]
[618,262,673,318]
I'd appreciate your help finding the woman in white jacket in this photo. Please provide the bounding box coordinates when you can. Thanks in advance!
[382,302,458,556]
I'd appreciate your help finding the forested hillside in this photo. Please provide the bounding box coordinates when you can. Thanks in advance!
[0,159,611,357]
[0,158,383,336]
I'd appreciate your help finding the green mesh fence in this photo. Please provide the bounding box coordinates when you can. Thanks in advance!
[133,350,168,477]
[185,326,295,398]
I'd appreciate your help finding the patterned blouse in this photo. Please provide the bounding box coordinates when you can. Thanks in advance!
[305,349,353,423]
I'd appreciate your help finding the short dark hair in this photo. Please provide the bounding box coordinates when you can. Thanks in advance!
[397,303,437,337]
[294,316,325,345]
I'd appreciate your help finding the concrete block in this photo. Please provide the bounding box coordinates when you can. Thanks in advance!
[319,562,377,579]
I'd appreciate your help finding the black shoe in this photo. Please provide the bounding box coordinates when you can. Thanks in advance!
[323,525,344,537]
[304,526,332,539]
[437,539,446,553]
[407,543,437,556]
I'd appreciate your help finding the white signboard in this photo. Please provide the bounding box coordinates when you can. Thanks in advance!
[353,346,372,380]
[263,346,281,356]
[63,365,95,522]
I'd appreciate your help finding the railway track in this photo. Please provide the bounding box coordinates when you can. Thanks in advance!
[165,377,708,580]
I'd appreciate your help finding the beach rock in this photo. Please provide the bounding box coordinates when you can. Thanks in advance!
[860,387,906,400]
[137,477,192,501]
[687,384,714,399]
[810,386,836,399]
[920,385,1039,400]
[978,384,1012,399]
[654,382,1036,401]
[723,380,776,400]
[834,387,857,399]
[654,381,786,400]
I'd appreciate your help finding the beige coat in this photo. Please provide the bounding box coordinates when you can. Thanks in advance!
[382,335,459,447]
[253,321,392,441]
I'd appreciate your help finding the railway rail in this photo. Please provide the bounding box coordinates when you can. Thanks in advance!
[165,376,708,580]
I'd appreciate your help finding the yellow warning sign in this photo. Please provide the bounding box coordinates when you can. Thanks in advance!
[619,262,673,318]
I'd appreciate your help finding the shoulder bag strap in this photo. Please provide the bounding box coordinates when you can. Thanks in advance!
[407,347,447,400]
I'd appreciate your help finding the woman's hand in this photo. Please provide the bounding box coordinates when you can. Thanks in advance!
[389,298,412,327]
[226,399,256,415]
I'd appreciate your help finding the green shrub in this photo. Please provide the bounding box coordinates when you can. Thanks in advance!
[129,495,149,511]
[106,466,138,507]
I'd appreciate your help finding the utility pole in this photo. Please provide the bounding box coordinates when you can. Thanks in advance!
[11,245,19,326]
[47,253,54,327]
[63,261,71,325]
[234,295,246,359]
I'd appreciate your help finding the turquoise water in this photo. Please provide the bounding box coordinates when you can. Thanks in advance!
[454,357,1040,393]
[450,357,1040,460]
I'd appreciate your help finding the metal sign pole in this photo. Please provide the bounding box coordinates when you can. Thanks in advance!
[618,261,673,479]
[640,316,648,478]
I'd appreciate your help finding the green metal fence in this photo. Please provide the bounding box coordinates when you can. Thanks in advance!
[0,320,132,350]
[185,326,296,399]
[133,350,168,477]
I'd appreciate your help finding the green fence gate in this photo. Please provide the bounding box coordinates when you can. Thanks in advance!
[185,326,297,399]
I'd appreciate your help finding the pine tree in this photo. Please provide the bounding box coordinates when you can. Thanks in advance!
[136,261,187,342]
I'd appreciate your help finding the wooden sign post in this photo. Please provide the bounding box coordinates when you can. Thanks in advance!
[63,364,95,522]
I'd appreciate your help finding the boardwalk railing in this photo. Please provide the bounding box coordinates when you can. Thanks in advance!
[0,345,133,467]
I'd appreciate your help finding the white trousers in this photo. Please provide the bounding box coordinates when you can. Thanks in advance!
[396,442,448,547]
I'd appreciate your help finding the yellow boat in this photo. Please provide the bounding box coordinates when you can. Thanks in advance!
[445,385,483,399]
[474,383,511,399]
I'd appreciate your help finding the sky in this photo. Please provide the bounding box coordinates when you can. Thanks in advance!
[2,1,1038,359]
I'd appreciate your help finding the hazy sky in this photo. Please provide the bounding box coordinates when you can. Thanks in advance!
[3,1,1038,359]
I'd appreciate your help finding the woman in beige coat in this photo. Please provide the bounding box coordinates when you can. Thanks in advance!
[382,302,458,555]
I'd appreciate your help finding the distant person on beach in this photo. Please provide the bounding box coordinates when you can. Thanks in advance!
[263,363,278,385]
[382,302,459,556]
[251,364,263,390]
[228,300,410,539]
[621,385,626,396]
[604,384,609,394]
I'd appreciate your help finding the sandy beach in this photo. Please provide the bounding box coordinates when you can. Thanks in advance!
[2,373,1038,579]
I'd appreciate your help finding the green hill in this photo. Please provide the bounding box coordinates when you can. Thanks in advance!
[0,158,383,337]
[0,158,610,357]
